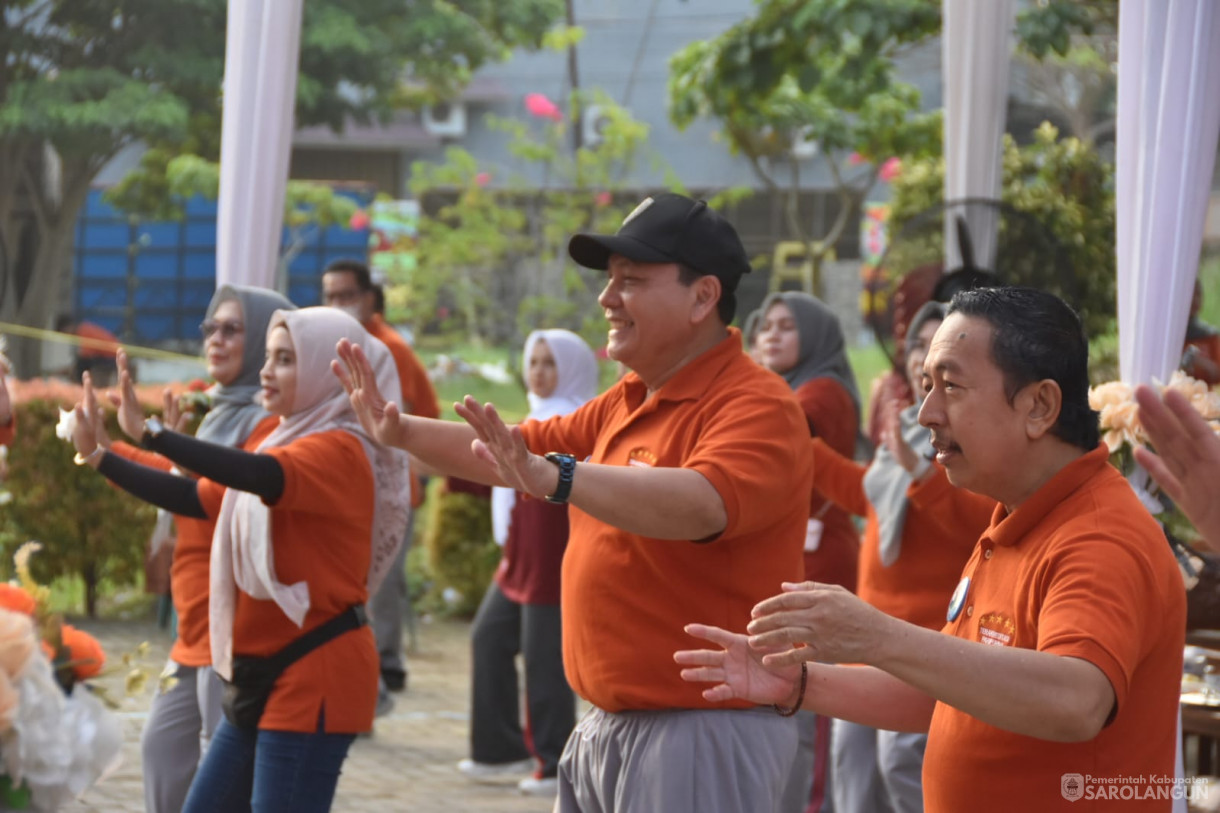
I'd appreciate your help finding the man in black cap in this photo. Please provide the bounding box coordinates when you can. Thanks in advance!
[335,193,813,810]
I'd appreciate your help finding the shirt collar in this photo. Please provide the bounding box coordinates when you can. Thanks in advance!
[620,328,744,409]
[982,444,1111,548]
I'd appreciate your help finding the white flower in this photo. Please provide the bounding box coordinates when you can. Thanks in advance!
[55,408,77,442]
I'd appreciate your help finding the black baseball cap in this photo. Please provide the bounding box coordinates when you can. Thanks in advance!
[568,193,752,291]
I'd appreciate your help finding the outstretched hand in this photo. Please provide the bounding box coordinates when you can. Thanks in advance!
[1134,384,1220,548]
[333,339,408,448]
[162,388,193,433]
[106,350,146,441]
[453,396,552,498]
[70,372,105,466]
[674,623,802,706]
[879,398,920,473]
[746,582,892,668]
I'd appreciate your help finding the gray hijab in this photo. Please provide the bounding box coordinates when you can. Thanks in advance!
[195,285,296,447]
[862,301,945,565]
[761,291,861,414]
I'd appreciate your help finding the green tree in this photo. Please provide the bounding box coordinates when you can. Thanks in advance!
[888,122,1115,339]
[0,0,564,373]
[668,0,943,292]
[399,94,721,349]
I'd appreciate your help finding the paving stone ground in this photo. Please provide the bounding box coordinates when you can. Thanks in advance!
[62,616,562,813]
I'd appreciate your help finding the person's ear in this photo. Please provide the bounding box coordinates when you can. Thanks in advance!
[691,275,721,323]
[1022,379,1062,440]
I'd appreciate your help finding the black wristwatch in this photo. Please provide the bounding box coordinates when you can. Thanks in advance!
[544,452,577,504]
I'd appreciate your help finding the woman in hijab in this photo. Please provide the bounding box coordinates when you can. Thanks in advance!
[809,301,995,813]
[757,291,862,813]
[82,284,292,813]
[459,329,598,798]
[70,307,409,813]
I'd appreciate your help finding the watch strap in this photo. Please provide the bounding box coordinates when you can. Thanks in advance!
[544,452,576,504]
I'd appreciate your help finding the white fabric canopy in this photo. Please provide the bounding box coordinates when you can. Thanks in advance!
[1116,0,1220,386]
[942,0,1015,272]
[215,0,304,291]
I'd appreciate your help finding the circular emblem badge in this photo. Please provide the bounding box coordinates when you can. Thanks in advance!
[946,576,971,622]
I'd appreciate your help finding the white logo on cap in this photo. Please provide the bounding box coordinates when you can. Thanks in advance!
[622,197,654,226]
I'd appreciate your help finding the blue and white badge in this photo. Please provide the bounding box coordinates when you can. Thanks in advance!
[946,576,970,622]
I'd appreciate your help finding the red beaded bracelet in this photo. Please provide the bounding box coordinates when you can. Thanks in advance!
[773,662,808,717]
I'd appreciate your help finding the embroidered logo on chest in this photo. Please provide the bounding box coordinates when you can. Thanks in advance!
[627,447,657,468]
[977,612,1016,647]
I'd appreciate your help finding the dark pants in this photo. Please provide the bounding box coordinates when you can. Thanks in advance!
[181,717,355,813]
[470,582,574,776]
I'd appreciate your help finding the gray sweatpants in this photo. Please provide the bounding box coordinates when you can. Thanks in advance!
[140,661,223,813]
[557,706,798,813]
[831,719,926,813]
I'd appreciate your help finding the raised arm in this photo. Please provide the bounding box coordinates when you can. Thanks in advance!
[810,438,870,517]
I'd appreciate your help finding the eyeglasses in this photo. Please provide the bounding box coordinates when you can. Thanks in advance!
[200,320,244,340]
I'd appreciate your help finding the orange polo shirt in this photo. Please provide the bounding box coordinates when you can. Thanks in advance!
[110,416,278,667]
[810,438,994,630]
[197,429,378,734]
[518,328,811,712]
[0,415,14,447]
[923,445,1185,812]
[795,378,861,591]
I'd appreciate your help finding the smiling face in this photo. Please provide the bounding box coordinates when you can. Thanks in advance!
[918,313,1029,500]
[527,338,559,399]
[597,255,701,380]
[259,325,297,416]
[758,300,801,375]
[204,299,246,386]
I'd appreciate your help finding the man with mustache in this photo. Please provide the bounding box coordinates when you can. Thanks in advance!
[677,287,1185,812]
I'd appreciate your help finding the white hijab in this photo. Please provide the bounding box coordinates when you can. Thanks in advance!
[210,307,411,679]
[491,330,598,544]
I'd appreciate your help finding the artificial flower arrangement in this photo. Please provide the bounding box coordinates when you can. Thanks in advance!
[0,543,123,811]
[1089,371,1220,582]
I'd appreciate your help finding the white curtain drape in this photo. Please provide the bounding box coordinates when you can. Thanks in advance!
[215,0,305,291]
[1116,0,1220,386]
[942,0,1015,273]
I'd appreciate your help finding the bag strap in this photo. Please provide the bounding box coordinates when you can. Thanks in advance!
[264,604,368,674]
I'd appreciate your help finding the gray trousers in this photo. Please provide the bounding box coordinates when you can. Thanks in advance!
[470,582,573,775]
[781,710,834,813]
[141,661,223,813]
[557,706,798,813]
[371,512,414,676]
[830,719,926,813]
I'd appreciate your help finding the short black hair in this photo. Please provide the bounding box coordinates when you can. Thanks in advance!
[371,284,386,316]
[323,259,373,291]
[677,263,736,324]
[948,286,1099,451]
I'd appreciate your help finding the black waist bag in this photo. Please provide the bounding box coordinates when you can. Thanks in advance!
[221,605,367,730]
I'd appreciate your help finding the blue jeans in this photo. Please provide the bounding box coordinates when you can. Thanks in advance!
[181,717,355,813]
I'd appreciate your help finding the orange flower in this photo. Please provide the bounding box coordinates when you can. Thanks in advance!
[0,583,36,616]
[60,624,105,680]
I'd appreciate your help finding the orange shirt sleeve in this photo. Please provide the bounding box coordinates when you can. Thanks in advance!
[395,347,440,420]
[1033,536,1162,715]
[794,379,857,458]
[264,431,371,525]
[810,437,870,517]
[681,392,812,541]
[518,393,608,462]
[0,411,13,447]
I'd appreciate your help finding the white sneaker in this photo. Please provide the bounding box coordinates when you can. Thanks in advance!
[518,776,559,797]
[456,758,536,781]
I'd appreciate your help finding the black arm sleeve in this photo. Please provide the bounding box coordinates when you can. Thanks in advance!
[145,430,285,504]
[97,453,208,519]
